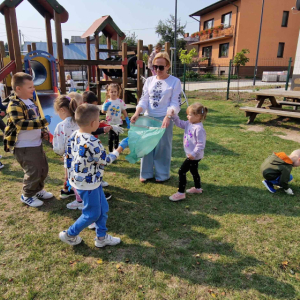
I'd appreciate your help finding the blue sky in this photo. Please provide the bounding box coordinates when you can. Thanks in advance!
[0,0,217,45]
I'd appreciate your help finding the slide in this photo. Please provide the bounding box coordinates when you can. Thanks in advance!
[0,60,16,82]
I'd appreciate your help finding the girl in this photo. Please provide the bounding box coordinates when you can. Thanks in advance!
[66,74,76,93]
[102,84,130,153]
[169,103,207,202]
[53,95,79,199]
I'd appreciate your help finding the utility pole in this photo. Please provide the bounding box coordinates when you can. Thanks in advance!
[174,0,177,77]
[253,0,265,86]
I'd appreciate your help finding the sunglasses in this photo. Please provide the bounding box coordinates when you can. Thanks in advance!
[153,65,165,71]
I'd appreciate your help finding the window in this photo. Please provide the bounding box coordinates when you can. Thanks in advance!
[221,12,232,27]
[202,46,212,58]
[282,11,289,27]
[219,43,229,57]
[277,43,285,58]
[204,19,214,30]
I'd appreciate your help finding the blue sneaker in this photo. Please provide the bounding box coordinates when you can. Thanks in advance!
[262,180,276,193]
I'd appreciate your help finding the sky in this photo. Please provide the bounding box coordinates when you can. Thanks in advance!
[0,0,217,46]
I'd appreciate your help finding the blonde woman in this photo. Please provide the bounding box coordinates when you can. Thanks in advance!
[131,52,181,183]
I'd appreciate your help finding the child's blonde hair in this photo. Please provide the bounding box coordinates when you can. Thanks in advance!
[106,83,122,100]
[153,52,171,67]
[68,92,83,106]
[66,74,71,80]
[186,103,208,121]
[54,95,78,121]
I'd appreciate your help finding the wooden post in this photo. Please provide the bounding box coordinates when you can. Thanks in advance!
[95,34,101,103]
[148,44,153,55]
[122,42,128,103]
[27,44,32,53]
[117,35,121,50]
[54,11,66,94]
[107,36,111,58]
[32,43,36,51]
[45,13,53,55]
[86,37,91,86]
[9,7,22,72]
[164,42,170,57]
[3,7,15,65]
[137,40,143,101]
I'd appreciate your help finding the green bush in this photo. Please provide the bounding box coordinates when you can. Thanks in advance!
[185,70,199,79]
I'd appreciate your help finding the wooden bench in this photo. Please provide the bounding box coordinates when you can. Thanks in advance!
[240,106,300,124]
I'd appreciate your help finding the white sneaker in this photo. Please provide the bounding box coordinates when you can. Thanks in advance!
[94,234,121,248]
[59,230,82,246]
[0,162,4,169]
[20,195,43,207]
[36,189,53,199]
[102,181,109,187]
[88,223,96,229]
[66,200,84,210]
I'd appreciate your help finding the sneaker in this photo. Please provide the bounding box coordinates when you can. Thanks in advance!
[20,194,43,207]
[262,180,276,193]
[66,200,84,210]
[0,155,2,159]
[102,181,109,187]
[59,230,82,246]
[0,162,4,169]
[94,234,121,248]
[186,187,203,194]
[169,192,186,202]
[88,223,96,229]
[105,192,112,200]
[60,189,75,199]
[36,189,53,199]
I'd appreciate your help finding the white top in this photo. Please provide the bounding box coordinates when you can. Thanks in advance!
[0,83,5,100]
[64,131,119,190]
[104,98,126,125]
[53,116,79,156]
[15,99,42,148]
[137,75,181,117]
[67,79,75,89]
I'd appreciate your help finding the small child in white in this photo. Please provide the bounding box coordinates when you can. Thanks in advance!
[66,74,76,93]
[59,103,128,247]
[169,103,207,202]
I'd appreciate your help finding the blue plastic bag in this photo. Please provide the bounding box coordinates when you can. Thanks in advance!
[126,116,166,164]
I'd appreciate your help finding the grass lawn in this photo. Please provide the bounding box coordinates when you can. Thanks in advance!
[1,95,300,299]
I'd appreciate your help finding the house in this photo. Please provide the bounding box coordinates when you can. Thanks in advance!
[189,0,300,77]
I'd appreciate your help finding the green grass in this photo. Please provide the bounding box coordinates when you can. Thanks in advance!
[1,96,300,299]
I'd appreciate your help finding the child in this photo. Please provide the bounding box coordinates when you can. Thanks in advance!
[4,72,52,207]
[261,150,300,195]
[148,43,162,76]
[102,84,130,153]
[169,103,207,202]
[66,74,76,93]
[68,91,83,106]
[59,103,128,247]
[53,95,78,199]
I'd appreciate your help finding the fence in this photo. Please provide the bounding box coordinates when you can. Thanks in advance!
[174,57,293,101]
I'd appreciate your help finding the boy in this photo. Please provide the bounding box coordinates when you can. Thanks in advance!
[4,72,52,207]
[59,104,128,247]
[148,43,162,76]
[261,150,300,195]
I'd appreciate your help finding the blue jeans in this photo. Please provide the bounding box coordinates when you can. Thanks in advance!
[67,185,109,237]
[140,116,173,181]
[269,175,293,186]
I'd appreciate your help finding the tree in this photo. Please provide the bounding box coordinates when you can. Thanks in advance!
[233,49,250,67]
[123,32,138,47]
[99,35,118,50]
[179,48,197,65]
[155,15,186,50]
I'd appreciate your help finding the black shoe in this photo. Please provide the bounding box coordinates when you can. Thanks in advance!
[60,189,75,199]
[105,192,112,200]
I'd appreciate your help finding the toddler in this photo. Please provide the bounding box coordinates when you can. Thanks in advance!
[102,84,130,152]
[169,103,207,201]
[66,74,76,93]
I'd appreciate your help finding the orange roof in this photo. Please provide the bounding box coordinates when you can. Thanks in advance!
[81,15,126,41]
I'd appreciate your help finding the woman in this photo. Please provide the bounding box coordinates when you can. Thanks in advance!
[131,52,181,182]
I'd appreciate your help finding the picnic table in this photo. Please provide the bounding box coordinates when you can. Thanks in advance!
[240,90,300,124]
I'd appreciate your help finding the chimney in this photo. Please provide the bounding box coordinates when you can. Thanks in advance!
[184,33,189,38]
[65,38,69,45]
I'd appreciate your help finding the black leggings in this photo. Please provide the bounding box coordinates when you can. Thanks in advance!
[0,117,5,133]
[108,130,119,152]
[178,158,201,193]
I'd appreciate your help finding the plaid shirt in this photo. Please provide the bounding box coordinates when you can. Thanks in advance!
[4,94,49,152]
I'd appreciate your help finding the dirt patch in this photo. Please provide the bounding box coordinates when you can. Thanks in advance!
[240,125,265,133]
[256,216,274,225]
[274,131,300,143]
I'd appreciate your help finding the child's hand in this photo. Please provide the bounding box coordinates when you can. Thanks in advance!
[100,120,106,124]
[119,137,129,150]
[42,131,49,141]
[131,113,139,123]
[45,115,51,125]
[102,101,111,112]
[125,117,130,129]
[104,126,112,133]
[285,188,294,195]
[0,111,5,117]
[111,125,124,134]
[187,154,195,160]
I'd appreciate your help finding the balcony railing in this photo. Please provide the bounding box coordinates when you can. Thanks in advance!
[191,25,234,45]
